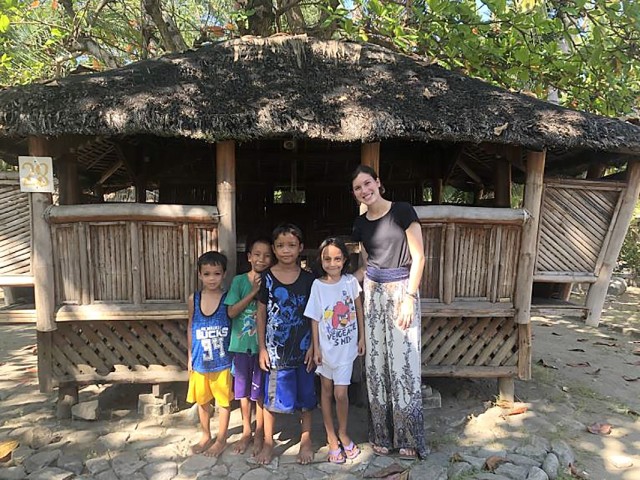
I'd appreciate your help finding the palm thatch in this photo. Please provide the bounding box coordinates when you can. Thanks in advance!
[0,34,639,160]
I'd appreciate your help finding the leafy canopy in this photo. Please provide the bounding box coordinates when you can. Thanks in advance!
[0,0,637,116]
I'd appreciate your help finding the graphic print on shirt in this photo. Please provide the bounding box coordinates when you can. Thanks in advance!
[265,274,311,368]
[238,304,257,341]
[195,324,229,361]
[322,289,357,347]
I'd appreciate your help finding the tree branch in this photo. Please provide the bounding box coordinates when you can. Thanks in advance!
[142,0,187,53]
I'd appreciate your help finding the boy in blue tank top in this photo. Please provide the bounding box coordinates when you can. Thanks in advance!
[187,251,232,457]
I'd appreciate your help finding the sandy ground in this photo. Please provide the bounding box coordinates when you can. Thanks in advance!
[0,288,639,479]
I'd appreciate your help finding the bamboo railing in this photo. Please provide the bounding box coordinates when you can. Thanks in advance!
[40,203,219,387]
[415,205,529,379]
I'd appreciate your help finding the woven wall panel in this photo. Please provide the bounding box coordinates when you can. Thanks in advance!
[536,185,620,273]
[0,185,31,275]
[422,316,518,367]
[89,224,132,302]
[52,225,81,303]
[141,224,184,301]
[51,320,188,381]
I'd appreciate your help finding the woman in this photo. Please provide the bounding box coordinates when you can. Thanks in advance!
[351,165,427,459]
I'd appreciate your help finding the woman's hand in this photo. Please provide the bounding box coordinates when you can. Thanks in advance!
[398,294,416,330]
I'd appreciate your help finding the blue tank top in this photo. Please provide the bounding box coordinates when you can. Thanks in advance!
[190,291,232,373]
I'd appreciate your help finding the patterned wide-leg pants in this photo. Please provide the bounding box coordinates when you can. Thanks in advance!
[363,276,428,458]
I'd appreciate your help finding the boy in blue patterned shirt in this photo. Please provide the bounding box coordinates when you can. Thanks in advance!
[255,224,316,465]
[187,251,232,457]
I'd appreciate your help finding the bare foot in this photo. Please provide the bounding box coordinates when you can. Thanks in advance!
[255,442,274,465]
[204,438,227,457]
[252,429,264,457]
[233,433,252,454]
[297,436,314,465]
[190,436,211,455]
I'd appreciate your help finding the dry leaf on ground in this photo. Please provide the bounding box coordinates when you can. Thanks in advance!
[569,348,585,352]
[593,341,617,347]
[622,375,639,382]
[364,463,406,478]
[626,360,640,366]
[586,368,601,375]
[568,463,590,479]
[537,359,558,369]
[501,405,528,417]
[484,456,507,471]
[587,422,612,435]
[566,362,591,367]
[633,349,640,356]
[577,338,589,342]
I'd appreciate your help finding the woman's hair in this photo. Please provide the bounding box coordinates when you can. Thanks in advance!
[351,164,379,184]
[351,164,385,195]
[316,237,351,276]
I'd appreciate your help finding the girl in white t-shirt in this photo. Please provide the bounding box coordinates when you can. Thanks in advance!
[304,237,365,464]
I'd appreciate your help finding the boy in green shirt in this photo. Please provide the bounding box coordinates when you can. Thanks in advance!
[224,236,273,455]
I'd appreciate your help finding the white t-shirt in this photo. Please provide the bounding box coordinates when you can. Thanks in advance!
[304,274,362,368]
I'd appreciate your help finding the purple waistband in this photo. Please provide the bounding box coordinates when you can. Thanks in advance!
[366,266,410,283]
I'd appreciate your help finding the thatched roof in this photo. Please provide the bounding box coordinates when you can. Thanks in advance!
[0,35,639,157]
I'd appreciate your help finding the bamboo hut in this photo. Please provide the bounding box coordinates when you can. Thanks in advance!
[0,35,639,404]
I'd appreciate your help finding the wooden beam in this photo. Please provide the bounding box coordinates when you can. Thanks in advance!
[48,204,219,223]
[585,160,640,326]
[95,159,123,185]
[58,153,80,205]
[514,150,546,325]
[414,205,528,225]
[361,142,380,173]
[216,140,237,281]
[494,159,511,207]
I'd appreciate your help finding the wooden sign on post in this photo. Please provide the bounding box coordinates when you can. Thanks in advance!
[18,156,54,193]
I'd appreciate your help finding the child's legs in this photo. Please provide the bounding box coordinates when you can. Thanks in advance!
[319,374,338,447]
[187,371,215,446]
[331,363,353,441]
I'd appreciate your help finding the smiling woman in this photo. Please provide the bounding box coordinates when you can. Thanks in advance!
[351,165,428,459]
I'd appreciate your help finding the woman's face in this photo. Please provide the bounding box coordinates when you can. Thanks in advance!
[352,172,381,206]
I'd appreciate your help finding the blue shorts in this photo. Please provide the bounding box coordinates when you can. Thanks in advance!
[263,365,317,413]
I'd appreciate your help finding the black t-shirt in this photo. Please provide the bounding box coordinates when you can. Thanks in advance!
[352,202,419,269]
[258,268,315,369]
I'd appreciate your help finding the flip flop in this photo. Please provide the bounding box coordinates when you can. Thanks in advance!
[372,444,390,456]
[342,441,361,460]
[328,447,346,464]
[398,448,417,460]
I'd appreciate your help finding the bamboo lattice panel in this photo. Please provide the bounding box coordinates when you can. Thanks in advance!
[536,184,621,274]
[0,184,31,275]
[422,316,518,367]
[51,320,187,383]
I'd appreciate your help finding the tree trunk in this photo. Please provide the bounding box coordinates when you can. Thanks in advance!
[143,0,187,52]
[237,0,275,37]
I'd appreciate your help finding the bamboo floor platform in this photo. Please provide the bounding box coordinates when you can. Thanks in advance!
[0,303,36,324]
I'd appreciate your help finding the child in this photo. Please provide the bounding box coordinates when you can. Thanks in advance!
[256,224,316,465]
[186,251,232,457]
[304,237,365,463]
[224,236,273,455]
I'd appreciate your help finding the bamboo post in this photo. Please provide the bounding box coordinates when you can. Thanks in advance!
[443,223,455,304]
[216,141,237,281]
[432,178,443,205]
[585,160,640,326]
[29,136,56,393]
[513,150,545,383]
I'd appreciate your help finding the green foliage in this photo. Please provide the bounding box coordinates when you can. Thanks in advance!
[0,1,638,116]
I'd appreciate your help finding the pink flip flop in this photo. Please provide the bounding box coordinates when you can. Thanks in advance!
[328,447,346,464]
[342,441,361,460]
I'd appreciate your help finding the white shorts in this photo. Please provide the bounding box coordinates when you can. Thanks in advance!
[316,362,353,386]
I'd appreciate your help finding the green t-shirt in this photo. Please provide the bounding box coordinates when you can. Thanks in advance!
[224,273,259,354]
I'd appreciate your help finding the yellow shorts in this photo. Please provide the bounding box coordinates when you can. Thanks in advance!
[187,369,232,407]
